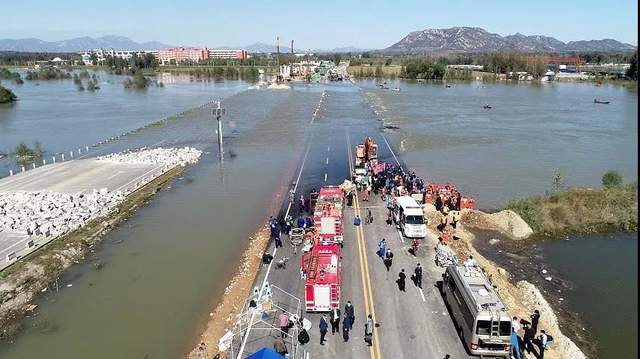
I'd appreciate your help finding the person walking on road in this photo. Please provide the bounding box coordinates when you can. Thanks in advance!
[397,269,406,291]
[364,315,374,347]
[354,215,361,226]
[384,249,394,271]
[510,328,521,359]
[345,301,355,329]
[330,307,341,334]
[377,238,386,258]
[414,263,423,289]
[319,314,329,345]
[342,313,351,342]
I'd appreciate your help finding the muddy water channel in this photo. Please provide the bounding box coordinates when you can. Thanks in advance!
[0,85,324,359]
[473,232,637,359]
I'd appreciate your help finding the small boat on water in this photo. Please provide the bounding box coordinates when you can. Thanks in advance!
[392,87,401,92]
[445,84,452,88]
[483,104,492,110]
[594,99,610,104]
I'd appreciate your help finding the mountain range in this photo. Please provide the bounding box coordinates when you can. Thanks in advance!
[0,35,170,52]
[0,36,369,54]
[384,27,636,54]
[0,30,635,54]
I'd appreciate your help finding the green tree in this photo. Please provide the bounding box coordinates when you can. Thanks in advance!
[0,85,17,103]
[626,50,637,80]
[89,53,98,66]
[602,170,623,188]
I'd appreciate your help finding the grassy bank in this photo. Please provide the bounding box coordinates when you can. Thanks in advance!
[505,183,637,238]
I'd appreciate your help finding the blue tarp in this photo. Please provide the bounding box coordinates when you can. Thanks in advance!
[246,347,285,359]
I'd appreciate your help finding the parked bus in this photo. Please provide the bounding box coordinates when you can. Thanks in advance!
[442,265,512,357]
[393,196,427,238]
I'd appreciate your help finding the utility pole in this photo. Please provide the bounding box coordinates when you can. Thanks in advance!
[212,100,226,158]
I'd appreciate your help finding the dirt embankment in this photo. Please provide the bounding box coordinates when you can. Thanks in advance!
[0,165,186,341]
[427,208,587,359]
[186,227,272,359]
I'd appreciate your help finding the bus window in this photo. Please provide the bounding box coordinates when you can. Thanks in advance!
[405,215,424,224]
[500,321,512,336]
[476,320,491,335]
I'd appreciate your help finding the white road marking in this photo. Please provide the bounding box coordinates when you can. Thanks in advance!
[418,287,427,302]
[237,132,314,359]
[324,173,328,182]
[326,157,329,165]
[396,229,405,243]
[327,145,330,152]
[381,134,402,169]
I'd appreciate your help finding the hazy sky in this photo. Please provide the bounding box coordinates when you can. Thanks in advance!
[1,0,637,48]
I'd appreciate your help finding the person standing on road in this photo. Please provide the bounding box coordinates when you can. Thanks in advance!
[273,336,288,356]
[342,313,351,342]
[384,249,394,271]
[364,315,374,346]
[319,314,329,345]
[522,324,535,354]
[537,330,549,358]
[278,310,290,337]
[330,307,341,334]
[531,309,541,334]
[354,215,361,226]
[397,269,406,291]
[345,301,355,329]
[414,263,423,289]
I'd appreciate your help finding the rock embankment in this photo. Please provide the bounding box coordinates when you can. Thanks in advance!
[97,146,202,167]
[0,189,124,238]
[461,209,533,240]
[434,208,587,359]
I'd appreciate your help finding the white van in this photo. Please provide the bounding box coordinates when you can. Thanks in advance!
[393,196,427,238]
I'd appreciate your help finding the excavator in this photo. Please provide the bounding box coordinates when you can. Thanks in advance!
[354,136,378,168]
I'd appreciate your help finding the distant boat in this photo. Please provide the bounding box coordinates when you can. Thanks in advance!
[392,87,401,92]
[483,104,492,110]
[593,99,610,104]
[445,84,452,88]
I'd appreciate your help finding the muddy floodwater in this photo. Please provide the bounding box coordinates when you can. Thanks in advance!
[0,79,636,358]
[359,79,637,209]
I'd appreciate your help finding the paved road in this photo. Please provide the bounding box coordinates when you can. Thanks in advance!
[234,84,471,359]
[0,159,162,194]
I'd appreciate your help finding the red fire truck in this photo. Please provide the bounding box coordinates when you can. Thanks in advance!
[300,242,341,312]
[312,186,345,245]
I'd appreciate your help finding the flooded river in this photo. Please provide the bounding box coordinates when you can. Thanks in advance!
[0,71,248,174]
[0,78,636,358]
[359,79,637,209]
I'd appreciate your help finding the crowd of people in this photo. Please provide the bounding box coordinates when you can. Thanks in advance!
[510,310,553,359]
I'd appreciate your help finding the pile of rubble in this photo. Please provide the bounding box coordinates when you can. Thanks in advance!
[0,189,124,238]
[97,146,202,167]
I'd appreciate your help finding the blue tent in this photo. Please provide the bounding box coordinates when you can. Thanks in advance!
[246,347,285,359]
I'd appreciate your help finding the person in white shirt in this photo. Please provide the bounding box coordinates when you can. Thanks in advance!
[512,316,521,333]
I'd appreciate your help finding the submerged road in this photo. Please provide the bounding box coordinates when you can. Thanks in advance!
[235,84,470,359]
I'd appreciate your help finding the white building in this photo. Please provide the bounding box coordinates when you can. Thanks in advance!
[80,48,148,65]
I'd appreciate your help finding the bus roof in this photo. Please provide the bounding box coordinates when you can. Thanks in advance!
[395,196,421,210]
[448,265,508,316]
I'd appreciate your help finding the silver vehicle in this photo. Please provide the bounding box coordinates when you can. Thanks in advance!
[442,265,512,357]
